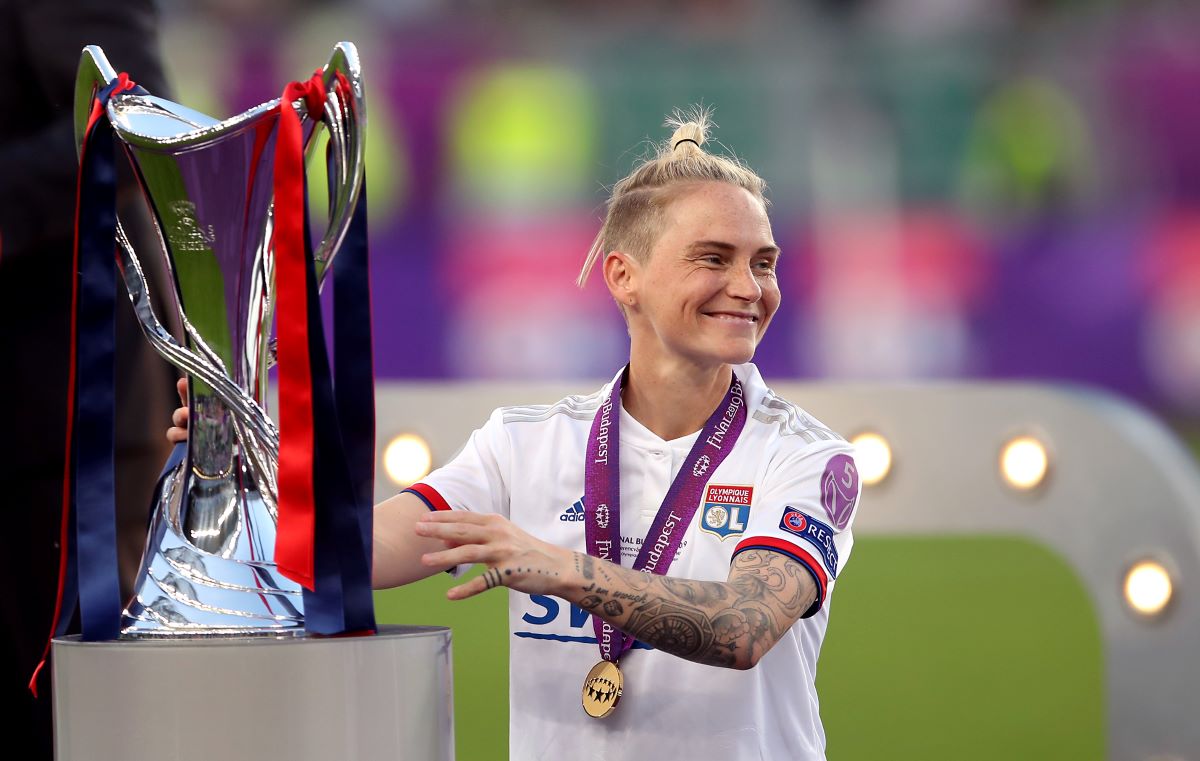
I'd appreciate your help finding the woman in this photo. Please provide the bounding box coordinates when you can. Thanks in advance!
[171,111,860,760]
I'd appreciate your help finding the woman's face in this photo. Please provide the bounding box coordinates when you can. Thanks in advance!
[622,181,781,370]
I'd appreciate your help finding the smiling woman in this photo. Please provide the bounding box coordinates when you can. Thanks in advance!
[382,109,860,761]
[602,180,781,440]
[172,107,862,761]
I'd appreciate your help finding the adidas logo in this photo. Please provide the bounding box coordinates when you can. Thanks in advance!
[560,499,586,522]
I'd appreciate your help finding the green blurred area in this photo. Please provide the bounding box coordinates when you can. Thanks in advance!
[376,536,1104,761]
[818,537,1104,761]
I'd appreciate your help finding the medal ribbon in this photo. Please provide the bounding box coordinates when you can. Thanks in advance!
[583,368,747,663]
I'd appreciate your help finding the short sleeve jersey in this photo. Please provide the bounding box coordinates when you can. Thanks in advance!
[406,363,861,761]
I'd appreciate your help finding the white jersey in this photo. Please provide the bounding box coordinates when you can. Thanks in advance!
[407,363,861,761]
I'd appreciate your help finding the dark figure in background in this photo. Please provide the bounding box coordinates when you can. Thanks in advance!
[0,1,177,757]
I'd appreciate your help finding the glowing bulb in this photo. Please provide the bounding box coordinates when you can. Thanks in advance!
[1000,436,1049,491]
[383,433,432,487]
[851,432,892,486]
[1124,561,1173,617]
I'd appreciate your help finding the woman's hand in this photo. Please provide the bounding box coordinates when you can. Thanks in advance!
[167,377,189,443]
[414,511,574,600]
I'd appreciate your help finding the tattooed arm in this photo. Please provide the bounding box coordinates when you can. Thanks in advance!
[563,550,815,670]
[414,510,816,670]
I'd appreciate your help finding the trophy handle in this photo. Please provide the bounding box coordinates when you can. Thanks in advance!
[74,45,118,157]
[307,42,366,286]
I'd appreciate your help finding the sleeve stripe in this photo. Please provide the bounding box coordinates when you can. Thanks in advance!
[404,483,452,512]
[732,536,827,618]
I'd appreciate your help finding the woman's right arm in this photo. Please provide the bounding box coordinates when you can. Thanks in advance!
[165,377,447,590]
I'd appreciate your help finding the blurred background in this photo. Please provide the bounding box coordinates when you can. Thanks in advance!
[12,0,1200,759]
[154,0,1200,444]
[151,0,1200,758]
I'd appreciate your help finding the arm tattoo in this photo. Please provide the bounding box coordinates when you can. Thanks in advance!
[576,554,596,580]
[571,550,817,670]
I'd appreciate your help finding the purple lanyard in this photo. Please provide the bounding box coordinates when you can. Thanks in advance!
[583,368,748,662]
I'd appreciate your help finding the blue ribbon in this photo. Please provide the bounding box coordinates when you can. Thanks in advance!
[331,182,376,632]
[61,77,149,642]
[297,167,376,635]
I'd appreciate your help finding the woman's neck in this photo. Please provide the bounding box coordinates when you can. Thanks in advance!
[621,354,733,442]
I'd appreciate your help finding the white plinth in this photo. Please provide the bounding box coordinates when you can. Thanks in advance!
[52,625,454,760]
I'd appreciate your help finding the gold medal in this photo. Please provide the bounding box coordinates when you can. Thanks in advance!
[581,660,623,719]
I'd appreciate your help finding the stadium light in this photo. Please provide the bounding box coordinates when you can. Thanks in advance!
[1123,560,1174,618]
[851,432,892,486]
[1000,435,1049,491]
[383,433,433,487]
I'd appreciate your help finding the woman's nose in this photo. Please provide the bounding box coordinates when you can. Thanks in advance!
[726,263,762,301]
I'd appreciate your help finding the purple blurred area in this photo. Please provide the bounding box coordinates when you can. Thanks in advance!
[155,0,1200,415]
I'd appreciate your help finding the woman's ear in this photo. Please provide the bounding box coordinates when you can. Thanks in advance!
[603,250,639,308]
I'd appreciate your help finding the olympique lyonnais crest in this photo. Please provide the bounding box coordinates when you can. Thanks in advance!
[699,484,754,540]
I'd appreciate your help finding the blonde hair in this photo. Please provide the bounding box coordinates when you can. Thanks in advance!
[577,107,768,287]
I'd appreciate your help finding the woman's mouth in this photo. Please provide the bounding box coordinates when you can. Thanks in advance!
[703,311,758,324]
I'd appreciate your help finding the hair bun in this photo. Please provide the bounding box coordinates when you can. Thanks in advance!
[666,106,711,152]
[670,122,706,151]
[577,104,765,288]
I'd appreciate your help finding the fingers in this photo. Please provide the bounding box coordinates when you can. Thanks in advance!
[447,573,492,601]
[417,514,509,598]
[413,512,563,601]
[421,542,498,569]
[167,380,190,443]
[166,405,189,443]
[415,517,493,546]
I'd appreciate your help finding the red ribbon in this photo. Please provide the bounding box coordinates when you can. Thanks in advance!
[273,72,326,591]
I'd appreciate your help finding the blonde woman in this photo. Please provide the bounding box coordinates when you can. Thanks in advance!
[172,110,861,760]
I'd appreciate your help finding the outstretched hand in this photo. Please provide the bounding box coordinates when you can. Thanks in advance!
[167,377,188,443]
[414,511,574,601]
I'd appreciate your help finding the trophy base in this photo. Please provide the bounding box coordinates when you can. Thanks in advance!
[119,625,307,639]
[121,455,307,637]
[51,625,454,760]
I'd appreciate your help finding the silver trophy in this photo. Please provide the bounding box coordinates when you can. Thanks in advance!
[73,43,366,636]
